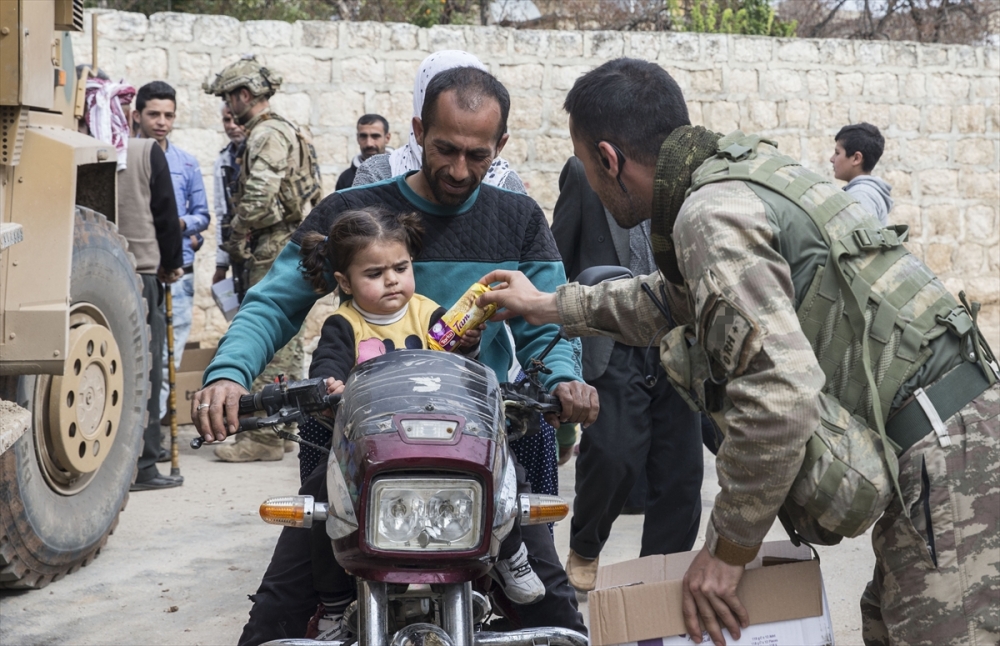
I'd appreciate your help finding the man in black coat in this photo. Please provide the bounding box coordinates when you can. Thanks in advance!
[550,156,703,591]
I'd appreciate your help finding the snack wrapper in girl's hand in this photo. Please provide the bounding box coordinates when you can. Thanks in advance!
[428,283,498,352]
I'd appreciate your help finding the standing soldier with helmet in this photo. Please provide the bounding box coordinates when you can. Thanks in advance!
[204,55,322,462]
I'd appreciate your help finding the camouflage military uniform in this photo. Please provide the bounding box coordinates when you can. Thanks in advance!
[555,129,999,645]
[232,107,309,449]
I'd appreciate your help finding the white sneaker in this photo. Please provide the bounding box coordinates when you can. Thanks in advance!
[306,604,351,641]
[492,542,545,605]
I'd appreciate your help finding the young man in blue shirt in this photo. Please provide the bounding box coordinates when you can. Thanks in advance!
[133,81,211,432]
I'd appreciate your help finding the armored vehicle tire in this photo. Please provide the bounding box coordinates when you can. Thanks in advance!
[0,207,149,589]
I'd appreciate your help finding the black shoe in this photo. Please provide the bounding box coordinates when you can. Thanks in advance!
[157,448,170,463]
[130,473,183,491]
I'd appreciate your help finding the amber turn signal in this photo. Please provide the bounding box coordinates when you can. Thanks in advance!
[259,495,328,529]
[519,493,569,525]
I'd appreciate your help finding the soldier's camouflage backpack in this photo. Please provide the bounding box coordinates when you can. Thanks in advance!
[659,131,997,546]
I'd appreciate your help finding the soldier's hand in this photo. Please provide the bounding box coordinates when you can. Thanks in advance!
[192,379,249,444]
[477,270,562,326]
[212,268,228,284]
[682,547,749,646]
[550,381,599,428]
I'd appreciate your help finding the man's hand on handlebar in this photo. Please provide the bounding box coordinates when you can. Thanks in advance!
[322,378,345,418]
[550,381,599,428]
[192,379,249,443]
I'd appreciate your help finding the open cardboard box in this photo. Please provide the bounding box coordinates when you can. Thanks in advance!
[168,343,217,425]
[588,541,834,646]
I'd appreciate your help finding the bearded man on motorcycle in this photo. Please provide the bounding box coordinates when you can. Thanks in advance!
[192,66,598,645]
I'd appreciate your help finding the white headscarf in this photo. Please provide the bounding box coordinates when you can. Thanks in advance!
[388,50,514,187]
[84,77,136,172]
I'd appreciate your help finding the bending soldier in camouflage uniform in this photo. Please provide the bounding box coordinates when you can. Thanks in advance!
[204,56,322,462]
[479,59,998,646]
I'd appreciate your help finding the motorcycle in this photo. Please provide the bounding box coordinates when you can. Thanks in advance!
[194,347,586,646]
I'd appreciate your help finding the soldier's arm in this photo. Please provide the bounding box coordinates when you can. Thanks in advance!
[231,125,292,235]
[674,181,825,566]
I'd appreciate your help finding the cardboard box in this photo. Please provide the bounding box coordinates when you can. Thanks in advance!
[588,541,834,646]
[211,277,241,321]
[168,344,217,425]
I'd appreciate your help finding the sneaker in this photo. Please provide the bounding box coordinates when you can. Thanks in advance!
[565,549,599,592]
[305,604,351,641]
[492,543,545,605]
[213,438,283,462]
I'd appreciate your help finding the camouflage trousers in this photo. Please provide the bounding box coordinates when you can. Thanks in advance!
[242,226,304,448]
[861,384,999,646]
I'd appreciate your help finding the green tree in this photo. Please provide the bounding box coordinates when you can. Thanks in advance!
[669,0,797,36]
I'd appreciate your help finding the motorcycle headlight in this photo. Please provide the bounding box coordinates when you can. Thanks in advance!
[369,478,482,551]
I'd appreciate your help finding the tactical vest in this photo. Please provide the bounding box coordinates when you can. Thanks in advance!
[238,112,322,229]
[663,131,994,544]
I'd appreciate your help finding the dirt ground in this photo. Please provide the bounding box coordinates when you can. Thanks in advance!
[0,425,875,645]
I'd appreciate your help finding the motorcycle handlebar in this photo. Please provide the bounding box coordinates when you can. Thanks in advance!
[191,391,341,450]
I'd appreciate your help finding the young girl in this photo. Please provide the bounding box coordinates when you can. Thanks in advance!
[297,207,544,638]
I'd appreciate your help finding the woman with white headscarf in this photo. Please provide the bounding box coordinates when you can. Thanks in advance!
[351,50,525,193]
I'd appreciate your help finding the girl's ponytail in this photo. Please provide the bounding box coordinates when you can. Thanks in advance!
[395,211,425,259]
[298,231,332,293]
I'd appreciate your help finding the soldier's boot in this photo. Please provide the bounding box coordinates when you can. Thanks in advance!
[214,430,283,462]
[565,549,599,592]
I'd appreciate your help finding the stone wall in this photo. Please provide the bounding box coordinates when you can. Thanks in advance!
[73,10,1000,349]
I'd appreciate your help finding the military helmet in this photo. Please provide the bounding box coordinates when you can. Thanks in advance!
[203,55,282,99]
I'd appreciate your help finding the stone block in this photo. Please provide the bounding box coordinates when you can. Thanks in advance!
[341,56,385,84]
[468,26,509,57]
[728,69,758,95]
[520,170,559,209]
[883,170,912,199]
[629,33,661,59]
[954,139,996,166]
[345,21,386,51]
[992,104,1000,131]
[924,105,952,134]
[534,135,574,165]
[764,70,803,95]
[496,64,544,90]
[835,73,864,97]
[781,100,811,128]
[918,169,958,196]
[194,14,240,48]
[428,26,467,51]
[856,42,885,66]
[149,12,197,43]
[771,134,801,160]
[391,59,422,86]
[814,102,851,130]
[927,74,971,100]
[777,40,819,64]
[312,133,351,166]
[91,9,148,41]
[667,68,691,93]
[863,73,898,99]
[848,103,889,129]
[317,90,366,127]
[269,93,312,129]
[509,94,545,131]
[502,136,529,165]
[271,54,330,84]
[818,39,854,66]
[687,101,704,127]
[974,74,1000,101]
[703,101,740,133]
[987,48,1000,71]
[368,92,412,136]
[806,71,829,96]
[176,51,212,83]
[950,46,977,68]
[389,23,420,51]
[884,43,917,67]
[660,33,700,62]
[702,35,728,62]
[691,69,723,94]
[960,171,1000,200]
[170,128,224,169]
[299,21,338,49]
[919,45,949,67]
[172,86,218,131]
[966,204,997,240]
[244,21,293,48]
[551,65,592,91]
[954,104,987,134]
[924,243,953,274]
[802,136,833,169]
[900,73,926,99]
[513,30,547,56]
[746,100,778,131]
[925,203,960,240]
[892,105,921,132]
[550,31,584,58]
[587,31,625,59]
[904,138,950,165]
[892,203,921,237]
[733,36,772,63]
[125,48,168,85]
